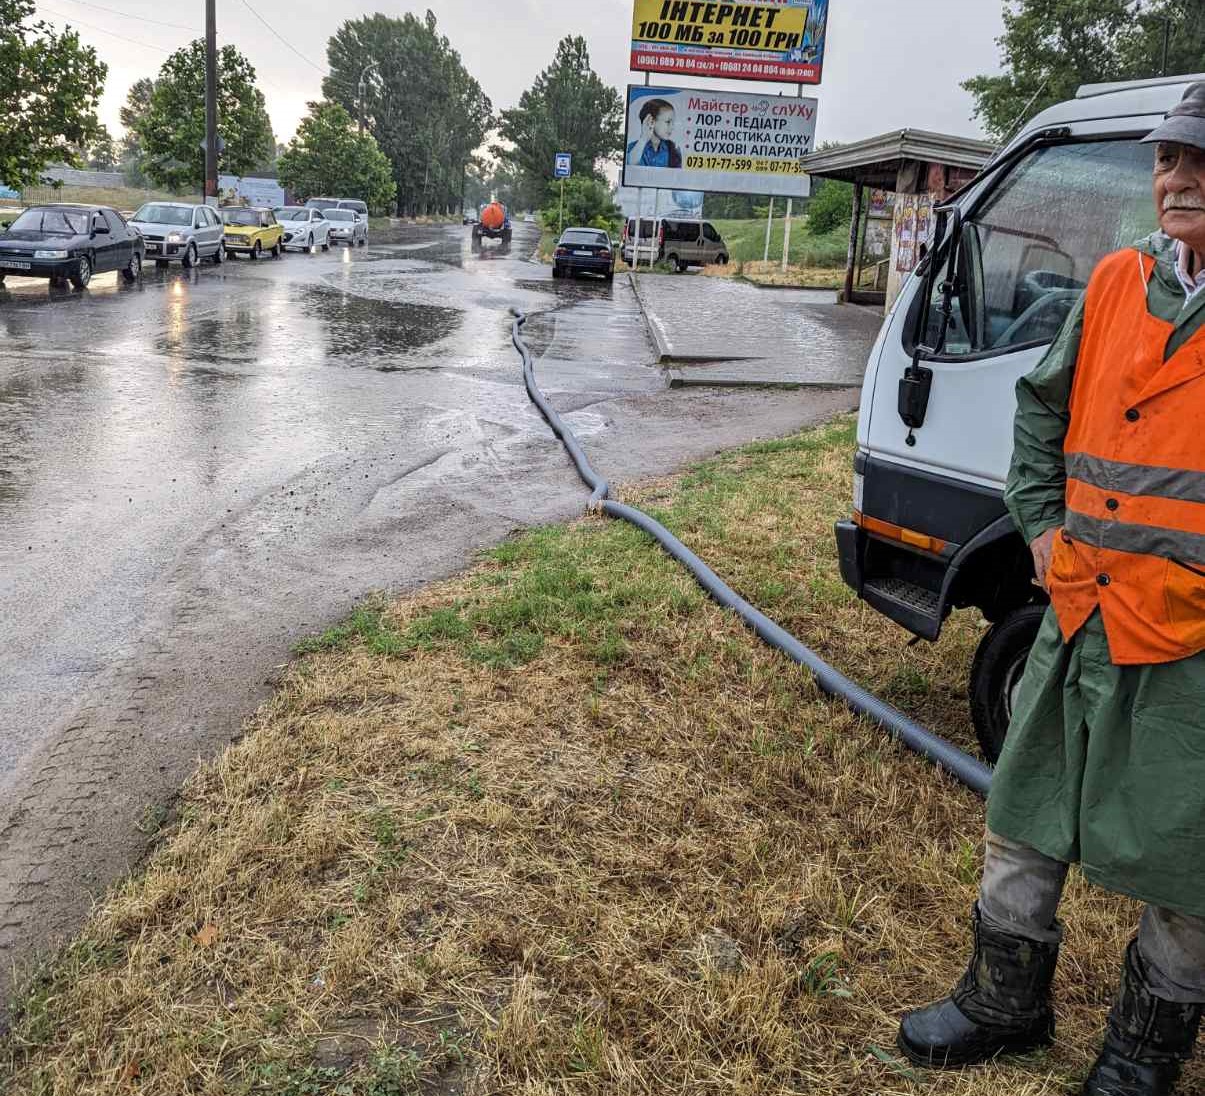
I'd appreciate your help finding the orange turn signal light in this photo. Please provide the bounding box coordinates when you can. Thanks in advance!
[854,512,947,556]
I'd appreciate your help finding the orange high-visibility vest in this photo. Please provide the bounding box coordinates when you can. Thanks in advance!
[1048,248,1205,665]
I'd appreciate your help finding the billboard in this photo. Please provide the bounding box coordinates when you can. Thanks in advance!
[621,85,816,199]
[631,0,830,84]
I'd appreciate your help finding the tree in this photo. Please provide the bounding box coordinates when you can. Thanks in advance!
[118,77,154,185]
[323,11,493,216]
[134,40,274,191]
[539,176,621,233]
[806,178,854,235]
[494,37,623,209]
[80,125,118,171]
[965,0,1205,142]
[0,0,107,187]
[278,102,397,214]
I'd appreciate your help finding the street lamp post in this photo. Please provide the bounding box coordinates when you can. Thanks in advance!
[357,61,380,135]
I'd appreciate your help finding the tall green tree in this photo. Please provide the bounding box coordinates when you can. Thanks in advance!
[323,11,493,216]
[494,36,624,209]
[118,77,155,185]
[77,124,118,171]
[277,102,397,214]
[0,0,107,187]
[134,40,274,191]
[965,0,1205,142]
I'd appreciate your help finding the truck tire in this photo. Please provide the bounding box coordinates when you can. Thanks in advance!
[968,603,1047,764]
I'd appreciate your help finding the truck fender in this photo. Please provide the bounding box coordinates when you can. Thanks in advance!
[938,513,1046,623]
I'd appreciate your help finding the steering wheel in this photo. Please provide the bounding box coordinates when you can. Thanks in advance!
[1016,269,1083,314]
[994,288,1082,349]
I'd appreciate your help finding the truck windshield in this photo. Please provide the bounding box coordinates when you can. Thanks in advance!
[924,139,1158,355]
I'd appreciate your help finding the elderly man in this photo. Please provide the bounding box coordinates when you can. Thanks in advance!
[897,82,1205,1096]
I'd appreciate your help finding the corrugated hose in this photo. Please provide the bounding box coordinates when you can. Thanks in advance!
[511,309,993,797]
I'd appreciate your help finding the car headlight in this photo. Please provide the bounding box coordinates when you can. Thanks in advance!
[34,249,69,260]
[167,232,185,243]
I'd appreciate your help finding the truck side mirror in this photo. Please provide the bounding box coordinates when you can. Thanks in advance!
[899,205,962,443]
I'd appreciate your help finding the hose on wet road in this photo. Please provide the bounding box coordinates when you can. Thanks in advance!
[511,309,993,798]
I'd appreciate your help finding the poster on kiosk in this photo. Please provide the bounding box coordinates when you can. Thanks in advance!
[630,0,830,84]
[622,84,817,199]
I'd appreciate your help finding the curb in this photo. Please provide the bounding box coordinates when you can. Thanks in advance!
[666,371,860,391]
[627,273,674,364]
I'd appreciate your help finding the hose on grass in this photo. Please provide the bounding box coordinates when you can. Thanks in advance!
[511,308,993,798]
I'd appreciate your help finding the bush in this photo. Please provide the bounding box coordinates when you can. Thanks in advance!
[540,176,621,235]
[806,179,853,236]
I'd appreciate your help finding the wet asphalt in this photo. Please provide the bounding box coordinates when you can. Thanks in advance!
[0,220,858,1003]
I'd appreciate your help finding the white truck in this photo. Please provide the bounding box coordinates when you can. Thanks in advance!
[835,72,1204,763]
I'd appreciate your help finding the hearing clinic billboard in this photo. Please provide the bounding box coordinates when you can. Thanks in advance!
[621,85,817,198]
[631,0,830,84]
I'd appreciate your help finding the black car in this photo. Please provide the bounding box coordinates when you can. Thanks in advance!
[552,228,614,282]
[0,204,144,289]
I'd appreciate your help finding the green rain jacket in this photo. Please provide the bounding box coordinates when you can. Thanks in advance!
[987,232,1205,917]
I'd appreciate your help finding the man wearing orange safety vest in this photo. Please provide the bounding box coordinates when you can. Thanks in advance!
[898,83,1205,1096]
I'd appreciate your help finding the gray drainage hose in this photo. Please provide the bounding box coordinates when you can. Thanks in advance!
[511,310,993,798]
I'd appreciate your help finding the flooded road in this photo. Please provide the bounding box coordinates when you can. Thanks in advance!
[0,220,856,1000]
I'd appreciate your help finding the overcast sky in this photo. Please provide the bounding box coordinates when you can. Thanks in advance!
[33,0,1007,148]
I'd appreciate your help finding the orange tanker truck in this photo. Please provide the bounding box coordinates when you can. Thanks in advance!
[472,201,512,250]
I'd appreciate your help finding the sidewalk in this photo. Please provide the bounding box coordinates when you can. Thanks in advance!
[630,272,882,388]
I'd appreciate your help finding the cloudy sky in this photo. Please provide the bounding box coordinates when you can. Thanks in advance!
[33,0,1007,147]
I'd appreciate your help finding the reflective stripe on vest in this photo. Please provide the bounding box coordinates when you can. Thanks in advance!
[1046,247,1205,665]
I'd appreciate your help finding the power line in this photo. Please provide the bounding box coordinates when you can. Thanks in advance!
[38,6,176,52]
[50,0,198,33]
[236,0,328,75]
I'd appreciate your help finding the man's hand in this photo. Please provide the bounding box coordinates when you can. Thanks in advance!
[1030,528,1058,591]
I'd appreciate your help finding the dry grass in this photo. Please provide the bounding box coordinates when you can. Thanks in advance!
[4,417,1196,1096]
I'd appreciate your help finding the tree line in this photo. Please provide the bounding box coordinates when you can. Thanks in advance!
[3,1,625,221]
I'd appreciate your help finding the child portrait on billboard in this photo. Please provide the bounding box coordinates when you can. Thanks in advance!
[626,97,683,170]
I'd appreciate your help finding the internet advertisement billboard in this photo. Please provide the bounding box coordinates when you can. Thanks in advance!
[621,85,817,199]
[631,0,830,84]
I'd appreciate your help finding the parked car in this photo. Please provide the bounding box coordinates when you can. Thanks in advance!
[336,199,368,218]
[221,207,284,259]
[304,197,342,213]
[552,227,614,282]
[130,201,224,267]
[324,208,367,247]
[276,207,332,252]
[0,204,143,289]
[661,219,730,271]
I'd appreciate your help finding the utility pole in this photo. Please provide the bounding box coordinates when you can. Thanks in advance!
[204,0,218,202]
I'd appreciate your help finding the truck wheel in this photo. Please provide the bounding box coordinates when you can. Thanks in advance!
[968,603,1047,764]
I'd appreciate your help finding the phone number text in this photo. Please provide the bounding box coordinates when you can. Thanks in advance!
[684,156,804,174]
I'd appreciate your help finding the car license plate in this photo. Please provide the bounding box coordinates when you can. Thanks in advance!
[146,243,160,253]
[1,260,31,271]
[574,250,593,257]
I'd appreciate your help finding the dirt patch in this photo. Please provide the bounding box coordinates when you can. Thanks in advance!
[2,417,1183,1095]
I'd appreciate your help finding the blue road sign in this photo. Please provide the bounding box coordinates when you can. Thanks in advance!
[554,152,572,179]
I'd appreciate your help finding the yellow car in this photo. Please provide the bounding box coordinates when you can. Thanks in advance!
[221,206,284,260]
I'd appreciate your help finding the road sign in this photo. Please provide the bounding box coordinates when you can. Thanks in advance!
[554,152,572,178]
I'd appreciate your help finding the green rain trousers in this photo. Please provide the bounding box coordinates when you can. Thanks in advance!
[987,608,1205,918]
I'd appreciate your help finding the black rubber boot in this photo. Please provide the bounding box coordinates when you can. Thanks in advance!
[897,904,1059,1068]
[1081,941,1203,1096]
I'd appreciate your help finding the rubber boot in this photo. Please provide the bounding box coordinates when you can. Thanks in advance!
[897,904,1059,1068]
[1081,941,1203,1096]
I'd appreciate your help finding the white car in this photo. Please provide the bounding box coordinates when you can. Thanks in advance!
[324,208,368,247]
[276,207,331,252]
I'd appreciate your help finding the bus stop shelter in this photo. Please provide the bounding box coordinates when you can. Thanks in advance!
[801,129,996,310]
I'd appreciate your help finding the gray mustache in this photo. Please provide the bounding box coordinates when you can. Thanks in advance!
[1164,194,1205,211]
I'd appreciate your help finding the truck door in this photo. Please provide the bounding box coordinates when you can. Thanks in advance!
[865,138,1158,490]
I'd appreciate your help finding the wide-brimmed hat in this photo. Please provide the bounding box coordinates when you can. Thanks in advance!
[1143,81,1205,151]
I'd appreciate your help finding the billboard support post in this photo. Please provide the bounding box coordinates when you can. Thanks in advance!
[763,197,774,263]
[781,86,805,273]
